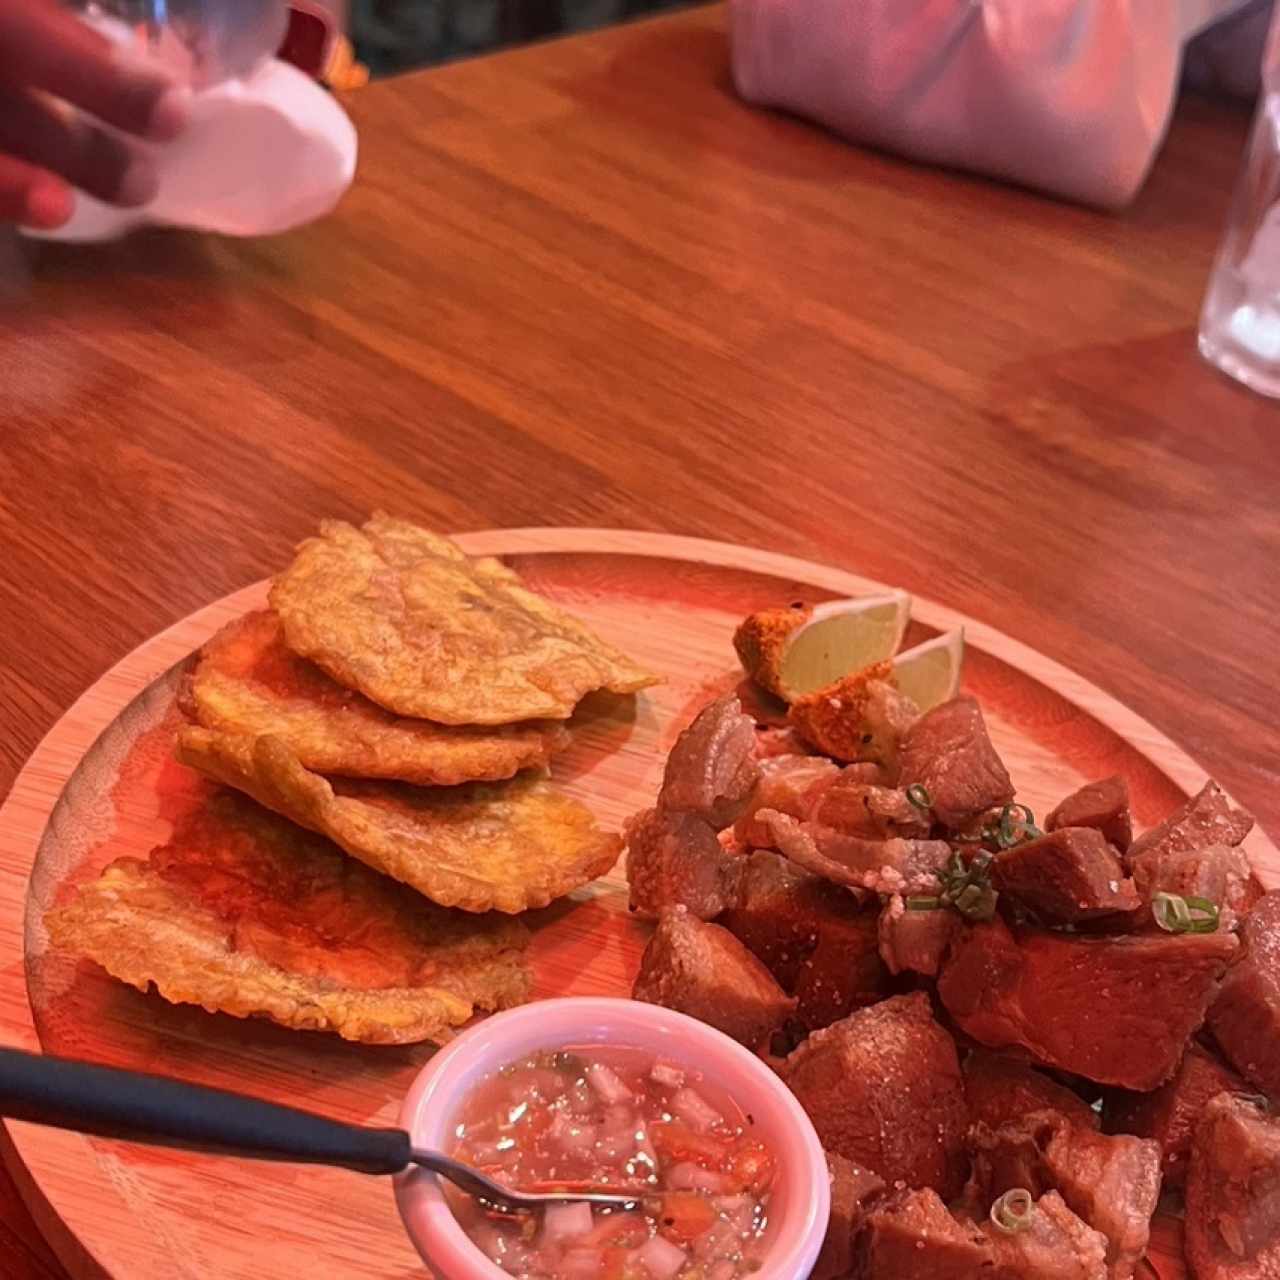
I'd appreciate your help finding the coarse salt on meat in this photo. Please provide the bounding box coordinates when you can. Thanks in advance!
[660,694,761,830]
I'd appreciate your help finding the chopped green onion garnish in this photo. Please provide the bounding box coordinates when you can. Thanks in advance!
[935,848,999,920]
[1153,892,1219,934]
[996,804,1043,850]
[1184,896,1221,933]
[906,896,942,910]
[953,883,998,921]
[906,784,932,809]
[990,1188,1035,1234]
[1153,892,1192,932]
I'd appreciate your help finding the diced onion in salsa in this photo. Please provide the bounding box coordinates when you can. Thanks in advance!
[448,1046,774,1278]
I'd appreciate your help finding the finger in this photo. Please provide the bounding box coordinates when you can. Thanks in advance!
[0,155,73,229]
[0,89,158,207]
[0,0,189,140]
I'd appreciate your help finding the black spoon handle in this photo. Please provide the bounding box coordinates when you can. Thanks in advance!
[0,1047,411,1175]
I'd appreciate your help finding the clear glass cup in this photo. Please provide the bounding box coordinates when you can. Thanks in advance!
[69,0,289,87]
[1198,4,1280,398]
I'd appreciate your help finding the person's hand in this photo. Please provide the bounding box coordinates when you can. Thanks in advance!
[0,0,189,229]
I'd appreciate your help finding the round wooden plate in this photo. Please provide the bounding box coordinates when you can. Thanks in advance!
[0,530,1273,1280]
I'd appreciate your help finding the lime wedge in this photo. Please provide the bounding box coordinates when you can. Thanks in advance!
[768,591,911,700]
[891,629,964,713]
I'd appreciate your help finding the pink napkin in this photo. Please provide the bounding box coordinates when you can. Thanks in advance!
[730,0,1269,209]
[28,58,356,242]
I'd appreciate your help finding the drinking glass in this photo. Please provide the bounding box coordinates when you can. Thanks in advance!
[68,0,289,86]
[1198,3,1280,398]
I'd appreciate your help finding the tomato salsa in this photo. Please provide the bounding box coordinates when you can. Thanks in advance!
[447,1045,775,1278]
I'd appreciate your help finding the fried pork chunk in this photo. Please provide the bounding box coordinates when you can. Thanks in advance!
[631,907,795,1047]
[735,757,919,850]
[760,809,951,896]
[732,604,810,700]
[752,725,819,759]
[1208,891,1280,1098]
[733,754,841,848]
[659,693,760,829]
[991,827,1140,923]
[787,663,920,772]
[1104,1041,1247,1188]
[1046,776,1134,853]
[964,1050,1101,1134]
[1124,782,1258,931]
[897,695,1015,830]
[791,901,888,1032]
[719,849,888,1029]
[624,695,764,918]
[939,917,1238,1090]
[1186,1094,1280,1280]
[855,1186,1108,1280]
[966,1109,1162,1280]
[624,807,743,920]
[854,1187,993,1278]
[1126,780,1254,871]
[1134,841,1259,933]
[783,992,969,1198]
[813,1153,885,1280]
[878,895,958,977]
[807,771,932,840]
[985,1191,1111,1280]
[719,849,854,987]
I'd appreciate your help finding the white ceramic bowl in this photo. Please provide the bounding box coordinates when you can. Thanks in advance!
[395,997,830,1280]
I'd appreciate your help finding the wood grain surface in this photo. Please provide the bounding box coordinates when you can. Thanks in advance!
[4,531,1275,1280]
[0,3,1276,1274]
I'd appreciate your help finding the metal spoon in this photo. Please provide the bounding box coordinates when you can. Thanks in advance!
[410,1149,640,1214]
[0,1047,639,1214]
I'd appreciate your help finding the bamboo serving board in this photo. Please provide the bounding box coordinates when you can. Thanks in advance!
[0,530,1274,1280]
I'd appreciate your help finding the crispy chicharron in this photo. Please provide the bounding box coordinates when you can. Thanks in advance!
[45,793,531,1044]
[176,727,622,913]
[185,610,569,785]
[269,514,658,724]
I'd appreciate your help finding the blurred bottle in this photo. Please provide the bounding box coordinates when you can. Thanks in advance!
[1198,4,1280,398]
[280,0,361,87]
[68,0,290,87]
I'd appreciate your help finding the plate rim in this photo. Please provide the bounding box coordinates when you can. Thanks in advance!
[0,526,1270,1279]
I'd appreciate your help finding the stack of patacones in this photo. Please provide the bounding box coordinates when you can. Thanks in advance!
[626,598,1275,1280]
[49,515,656,1045]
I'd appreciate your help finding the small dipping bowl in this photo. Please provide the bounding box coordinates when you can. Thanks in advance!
[396,997,830,1280]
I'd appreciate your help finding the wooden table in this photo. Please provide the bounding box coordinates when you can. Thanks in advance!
[0,5,1277,1274]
